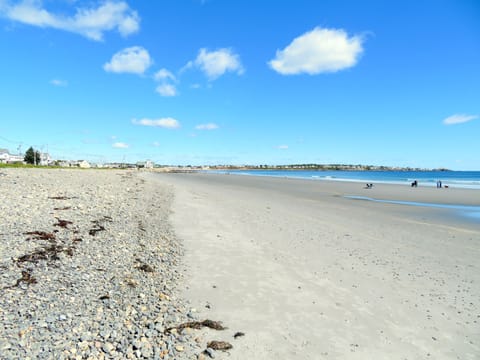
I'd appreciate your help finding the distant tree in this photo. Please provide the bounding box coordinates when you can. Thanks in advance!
[24,146,41,165]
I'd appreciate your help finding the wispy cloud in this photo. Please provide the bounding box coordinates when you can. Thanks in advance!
[195,123,219,130]
[155,84,177,97]
[154,68,176,82]
[50,79,67,87]
[443,114,478,125]
[154,68,178,96]
[132,117,180,129]
[186,48,244,80]
[276,145,289,150]
[152,141,160,147]
[104,46,152,74]
[269,27,364,75]
[2,1,139,41]
[112,142,129,149]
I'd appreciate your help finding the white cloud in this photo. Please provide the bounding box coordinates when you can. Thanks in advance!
[277,145,289,150]
[132,117,180,129]
[190,48,244,80]
[154,68,176,82]
[112,142,129,149]
[50,79,67,87]
[155,84,177,97]
[195,123,219,130]
[268,27,364,75]
[443,114,478,125]
[3,1,139,41]
[104,46,152,74]
[152,141,160,147]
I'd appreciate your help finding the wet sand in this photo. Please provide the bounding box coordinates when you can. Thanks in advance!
[149,172,480,359]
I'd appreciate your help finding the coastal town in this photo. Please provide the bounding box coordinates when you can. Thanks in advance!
[0,147,450,172]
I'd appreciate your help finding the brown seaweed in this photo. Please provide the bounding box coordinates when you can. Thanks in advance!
[54,218,73,228]
[24,231,56,241]
[206,340,233,351]
[165,319,227,333]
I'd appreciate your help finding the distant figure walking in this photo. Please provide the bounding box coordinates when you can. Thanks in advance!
[411,180,418,187]
[365,183,374,189]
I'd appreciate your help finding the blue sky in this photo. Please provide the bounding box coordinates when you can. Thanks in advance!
[0,0,479,169]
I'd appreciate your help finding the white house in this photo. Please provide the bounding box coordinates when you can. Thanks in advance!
[0,149,24,164]
[39,153,51,166]
[75,160,91,168]
[136,160,154,169]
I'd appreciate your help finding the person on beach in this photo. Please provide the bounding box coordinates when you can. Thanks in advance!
[411,180,418,187]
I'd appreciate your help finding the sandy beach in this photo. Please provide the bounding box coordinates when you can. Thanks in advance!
[148,172,480,360]
[1,168,478,359]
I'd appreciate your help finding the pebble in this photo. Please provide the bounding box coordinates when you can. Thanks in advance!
[0,169,198,359]
[204,347,216,358]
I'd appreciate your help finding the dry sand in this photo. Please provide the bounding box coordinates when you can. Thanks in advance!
[148,172,480,360]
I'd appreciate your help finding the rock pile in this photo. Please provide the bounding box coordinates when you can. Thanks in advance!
[0,169,203,359]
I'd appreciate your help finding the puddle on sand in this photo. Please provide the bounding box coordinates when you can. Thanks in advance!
[345,195,480,221]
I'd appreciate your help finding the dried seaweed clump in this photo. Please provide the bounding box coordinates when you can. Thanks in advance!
[207,340,233,351]
[165,319,227,334]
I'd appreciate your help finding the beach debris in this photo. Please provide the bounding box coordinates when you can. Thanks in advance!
[53,206,71,210]
[54,218,73,229]
[89,216,112,236]
[88,224,105,236]
[15,270,37,287]
[135,258,155,273]
[165,319,227,334]
[49,196,74,200]
[15,244,74,265]
[24,231,56,241]
[233,332,245,339]
[206,340,233,351]
[99,294,110,300]
[3,269,37,289]
[137,263,155,273]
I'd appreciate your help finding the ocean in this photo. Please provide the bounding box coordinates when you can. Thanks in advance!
[207,169,480,190]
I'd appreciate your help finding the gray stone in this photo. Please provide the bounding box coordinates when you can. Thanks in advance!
[102,342,115,354]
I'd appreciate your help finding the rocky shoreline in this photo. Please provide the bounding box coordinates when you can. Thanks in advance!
[0,169,212,359]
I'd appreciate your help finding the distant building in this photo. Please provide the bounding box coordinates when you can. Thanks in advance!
[76,160,91,168]
[0,149,24,164]
[136,160,154,169]
[39,152,52,166]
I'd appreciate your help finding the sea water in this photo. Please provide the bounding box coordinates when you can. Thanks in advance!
[208,169,480,190]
